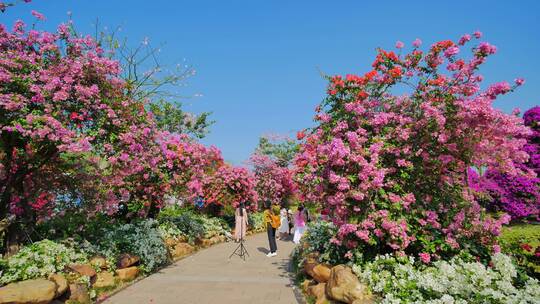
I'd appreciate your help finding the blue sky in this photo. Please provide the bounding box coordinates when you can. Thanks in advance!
[3,1,540,164]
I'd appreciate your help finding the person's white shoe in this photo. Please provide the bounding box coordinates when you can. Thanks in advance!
[266,252,273,257]
[270,252,277,257]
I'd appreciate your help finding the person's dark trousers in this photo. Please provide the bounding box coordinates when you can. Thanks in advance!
[267,224,277,253]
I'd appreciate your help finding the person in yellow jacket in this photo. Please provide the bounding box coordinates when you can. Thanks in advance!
[263,201,279,257]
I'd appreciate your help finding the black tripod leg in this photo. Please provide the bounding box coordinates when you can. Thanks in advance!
[243,243,250,257]
[229,244,241,259]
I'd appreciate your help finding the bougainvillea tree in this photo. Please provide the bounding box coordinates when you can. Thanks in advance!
[96,125,170,218]
[0,17,170,249]
[160,132,223,201]
[201,164,258,210]
[524,106,540,175]
[250,153,295,204]
[95,130,225,218]
[468,106,540,220]
[294,33,531,261]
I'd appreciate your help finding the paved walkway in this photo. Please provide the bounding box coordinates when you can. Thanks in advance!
[104,233,302,304]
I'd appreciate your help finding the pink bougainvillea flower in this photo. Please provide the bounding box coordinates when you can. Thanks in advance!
[473,30,483,38]
[419,253,431,264]
[31,10,46,20]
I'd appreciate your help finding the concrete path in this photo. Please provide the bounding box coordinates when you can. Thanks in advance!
[104,233,302,304]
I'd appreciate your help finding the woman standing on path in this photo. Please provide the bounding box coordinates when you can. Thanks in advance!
[263,202,278,257]
[278,205,289,240]
[234,202,248,242]
[293,205,307,244]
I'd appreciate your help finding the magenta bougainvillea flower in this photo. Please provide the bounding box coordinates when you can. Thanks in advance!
[250,153,296,204]
[469,106,540,220]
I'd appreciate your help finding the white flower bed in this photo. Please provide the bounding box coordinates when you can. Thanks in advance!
[352,253,540,303]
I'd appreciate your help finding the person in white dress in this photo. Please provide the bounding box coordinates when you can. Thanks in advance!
[278,207,289,240]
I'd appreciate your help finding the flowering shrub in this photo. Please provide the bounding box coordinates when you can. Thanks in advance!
[469,168,540,220]
[353,253,540,303]
[301,221,354,265]
[160,134,223,202]
[0,16,167,232]
[0,15,235,248]
[202,164,258,209]
[469,106,540,220]
[250,153,295,204]
[294,33,530,259]
[0,239,87,284]
[499,224,540,279]
[523,107,540,175]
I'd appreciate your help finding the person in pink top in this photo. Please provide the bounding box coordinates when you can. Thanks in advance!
[293,205,306,244]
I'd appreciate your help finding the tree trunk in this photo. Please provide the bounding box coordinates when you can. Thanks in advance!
[147,202,160,219]
[3,222,23,257]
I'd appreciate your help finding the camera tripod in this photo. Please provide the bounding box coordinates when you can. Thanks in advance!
[229,218,249,261]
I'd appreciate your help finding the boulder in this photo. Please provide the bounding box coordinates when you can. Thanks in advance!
[89,256,108,269]
[0,278,56,304]
[301,279,316,294]
[201,238,213,248]
[67,283,91,304]
[93,271,116,288]
[67,263,96,277]
[117,253,140,269]
[303,253,319,277]
[326,265,373,304]
[311,264,332,283]
[115,266,139,281]
[164,238,178,248]
[307,282,325,298]
[171,242,195,258]
[48,273,68,297]
[352,300,375,304]
[308,283,331,304]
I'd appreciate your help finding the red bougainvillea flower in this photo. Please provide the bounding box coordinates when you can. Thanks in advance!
[521,243,533,252]
[297,130,306,140]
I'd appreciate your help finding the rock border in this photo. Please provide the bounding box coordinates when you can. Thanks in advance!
[0,231,252,304]
[298,254,375,304]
